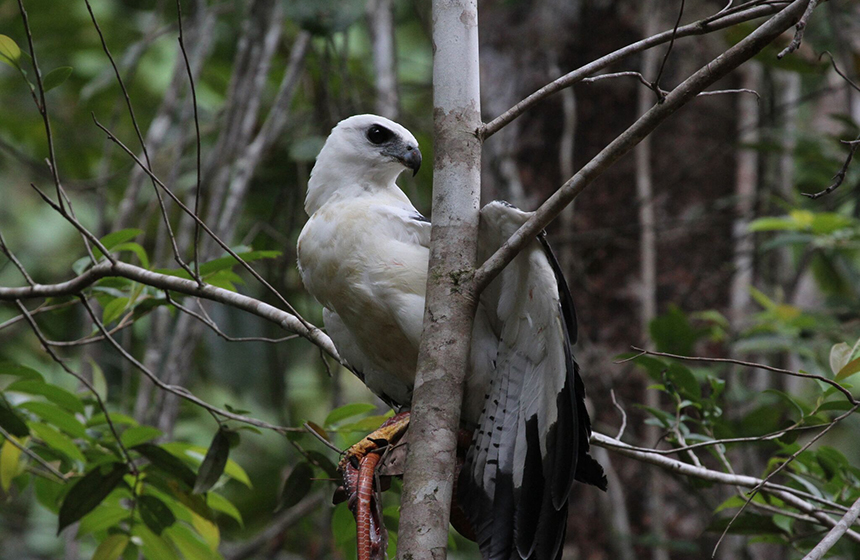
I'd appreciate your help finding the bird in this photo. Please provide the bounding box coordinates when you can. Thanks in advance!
[297,114,606,560]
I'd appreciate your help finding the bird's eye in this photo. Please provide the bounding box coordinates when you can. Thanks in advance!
[366,125,393,145]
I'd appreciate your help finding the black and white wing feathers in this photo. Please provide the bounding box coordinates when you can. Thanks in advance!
[460,202,606,560]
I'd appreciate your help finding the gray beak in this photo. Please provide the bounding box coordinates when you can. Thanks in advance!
[401,146,422,176]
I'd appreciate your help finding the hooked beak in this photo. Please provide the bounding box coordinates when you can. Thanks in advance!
[400,146,422,176]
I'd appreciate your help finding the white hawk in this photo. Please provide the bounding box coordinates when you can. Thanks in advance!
[297,114,606,560]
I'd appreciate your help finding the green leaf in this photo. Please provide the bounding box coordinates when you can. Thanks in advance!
[0,35,21,68]
[748,217,800,232]
[58,462,128,534]
[0,361,45,383]
[111,242,149,268]
[120,426,162,448]
[830,342,852,376]
[89,359,108,401]
[6,379,85,414]
[102,297,129,325]
[42,66,72,92]
[278,462,313,511]
[649,306,701,356]
[1,436,25,491]
[835,356,860,381]
[193,429,231,494]
[667,364,701,401]
[139,494,176,536]
[133,524,180,560]
[206,492,243,526]
[19,401,87,438]
[96,229,144,255]
[0,400,30,437]
[31,422,85,464]
[77,504,129,537]
[165,524,224,560]
[198,250,282,277]
[92,534,129,560]
[325,403,377,427]
[163,442,252,488]
[88,412,137,428]
[134,444,196,488]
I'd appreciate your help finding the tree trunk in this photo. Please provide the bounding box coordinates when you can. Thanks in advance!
[397,0,482,558]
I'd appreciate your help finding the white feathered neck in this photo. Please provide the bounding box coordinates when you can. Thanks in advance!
[305,115,417,215]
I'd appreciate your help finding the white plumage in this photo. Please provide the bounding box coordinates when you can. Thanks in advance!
[297,115,605,560]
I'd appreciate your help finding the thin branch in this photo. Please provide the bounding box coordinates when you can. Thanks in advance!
[90,116,314,332]
[699,88,761,100]
[592,431,860,540]
[0,233,35,286]
[165,292,299,344]
[626,346,857,405]
[15,299,136,473]
[0,424,66,482]
[714,403,860,555]
[653,0,686,102]
[175,0,203,278]
[79,296,303,435]
[0,300,77,332]
[479,0,789,139]
[804,496,860,560]
[610,389,628,440]
[0,259,341,361]
[777,0,819,58]
[83,0,199,283]
[473,0,811,293]
[802,134,860,199]
[15,0,62,207]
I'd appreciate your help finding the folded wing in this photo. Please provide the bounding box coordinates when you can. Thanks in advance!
[460,201,607,560]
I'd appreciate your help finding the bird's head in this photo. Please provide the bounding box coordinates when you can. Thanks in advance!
[306,115,422,214]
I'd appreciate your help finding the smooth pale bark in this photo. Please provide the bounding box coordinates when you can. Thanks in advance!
[397,0,482,558]
[636,3,666,559]
[367,0,399,120]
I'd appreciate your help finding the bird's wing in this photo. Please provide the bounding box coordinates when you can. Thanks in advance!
[323,308,412,409]
[460,201,606,560]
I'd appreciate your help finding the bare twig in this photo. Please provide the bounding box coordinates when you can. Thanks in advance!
[90,116,314,332]
[0,233,35,286]
[610,389,628,440]
[473,0,812,293]
[0,424,66,482]
[175,0,203,278]
[0,260,341,361]
[699,88,761,100]
[79,296,305,435]
[83,0,199,283]
[303,422,344,455]
[15,299,136,473]
[802,134,860,199]
[804,496,860,560]
[592,431,860,539]
[0,300,77,332]
[165,292,299,344]
[653,0,686,102]
[713,403,860,555]
[626,346,858,405]
[479,0,789,139]
[777,0,819,58]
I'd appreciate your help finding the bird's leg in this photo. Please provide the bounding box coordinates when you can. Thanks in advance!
[338,411,411,560]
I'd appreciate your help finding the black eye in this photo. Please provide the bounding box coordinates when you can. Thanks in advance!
[366,125,393,145]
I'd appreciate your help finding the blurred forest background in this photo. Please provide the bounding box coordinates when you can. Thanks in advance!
[1,0,859,559]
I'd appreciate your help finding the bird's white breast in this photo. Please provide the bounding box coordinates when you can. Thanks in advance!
[297,193,429,388]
